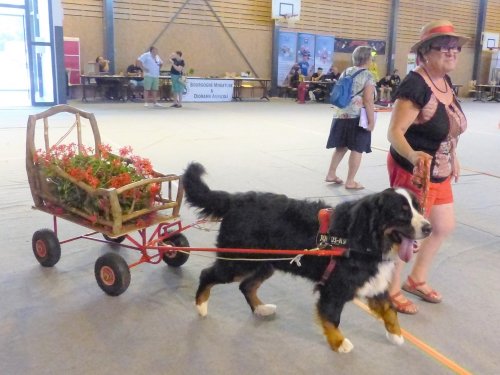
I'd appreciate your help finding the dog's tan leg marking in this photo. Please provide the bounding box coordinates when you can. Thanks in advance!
[195,284,214,317]
[318,314,353,353]
[244,281,276,316]
[246,281,264,309]
[367,298,404,346]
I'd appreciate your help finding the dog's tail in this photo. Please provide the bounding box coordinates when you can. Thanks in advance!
[182,162,231,218]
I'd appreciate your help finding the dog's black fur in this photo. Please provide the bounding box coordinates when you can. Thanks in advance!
[182,162,431,353]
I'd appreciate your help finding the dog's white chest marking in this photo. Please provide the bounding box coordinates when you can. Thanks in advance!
[356,262,395,298]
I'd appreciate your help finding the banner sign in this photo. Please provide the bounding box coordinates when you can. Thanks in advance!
[334,38,386,55]
[277,31,298,87]
[297,33,316,76]
[314,35,335,72]
[183,79,234,102]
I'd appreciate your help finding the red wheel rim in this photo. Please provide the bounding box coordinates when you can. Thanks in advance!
[100,266,116,286]
[35,240,47,258]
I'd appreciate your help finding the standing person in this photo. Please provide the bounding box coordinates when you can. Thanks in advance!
[169,51,185,108]
[137,46,164,107]
[386,20,468,314]
[325,46,376,189]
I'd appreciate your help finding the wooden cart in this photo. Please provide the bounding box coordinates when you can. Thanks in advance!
[26,104,192,295]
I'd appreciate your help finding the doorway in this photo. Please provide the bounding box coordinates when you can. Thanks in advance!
[0,6,30,106]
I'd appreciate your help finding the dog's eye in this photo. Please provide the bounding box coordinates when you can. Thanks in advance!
[402,204,410,211]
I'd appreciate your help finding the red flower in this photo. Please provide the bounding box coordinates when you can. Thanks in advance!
[119,146,133,158]
[34,143,159,226]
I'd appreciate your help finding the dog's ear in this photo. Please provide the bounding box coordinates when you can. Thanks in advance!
[347,197,382,254]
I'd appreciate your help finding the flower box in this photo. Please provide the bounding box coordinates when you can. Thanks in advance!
[26,105,183,236]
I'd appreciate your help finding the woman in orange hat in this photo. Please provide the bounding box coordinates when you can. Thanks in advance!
[386,20,469,314]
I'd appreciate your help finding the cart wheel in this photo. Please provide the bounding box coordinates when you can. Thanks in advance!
[162,234,190,267]
[103,234,126,244]
[32,229,61,267]
[95,253,131,296]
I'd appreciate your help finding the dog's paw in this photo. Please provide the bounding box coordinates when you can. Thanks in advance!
[338,338,354,353]
[196,302,208,317]
[254,304,277,317]
[386,332,404,346]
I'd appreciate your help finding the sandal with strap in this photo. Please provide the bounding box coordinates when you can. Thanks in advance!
[402,276,442,303]
[389,291,418,315]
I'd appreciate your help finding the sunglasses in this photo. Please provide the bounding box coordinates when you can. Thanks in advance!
[430,46,462,53]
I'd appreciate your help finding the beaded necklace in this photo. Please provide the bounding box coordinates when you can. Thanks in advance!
[421,66,448,94]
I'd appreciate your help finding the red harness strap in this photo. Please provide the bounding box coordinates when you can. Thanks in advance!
[317,257,337,289]
[315,208,343,289]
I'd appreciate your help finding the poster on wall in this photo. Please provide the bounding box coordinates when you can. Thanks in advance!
[277,31,298,86]
[334,38,386,55]
[314,35,335,72]
[406,53,417,74]
[297,33,316,76]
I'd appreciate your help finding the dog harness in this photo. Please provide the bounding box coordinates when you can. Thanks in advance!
[315,208,348,289]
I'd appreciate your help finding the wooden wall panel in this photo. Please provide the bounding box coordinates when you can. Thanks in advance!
[113,0,271,30]
[284,0,391,40]
[398,0,478,46]
[395,0,479,93]
[61,0,500,91]
[62,0,103,17]
[485,0,500,33]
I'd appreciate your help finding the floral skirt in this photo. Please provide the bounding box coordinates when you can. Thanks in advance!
[326,117,371,153]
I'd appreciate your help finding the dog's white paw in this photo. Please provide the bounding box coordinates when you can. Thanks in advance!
[337,338,354,353]
[386,332,404,346]
[254,304,277,317]
[196,301,208,317]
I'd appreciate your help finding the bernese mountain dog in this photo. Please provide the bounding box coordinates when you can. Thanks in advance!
[182,162,432,353]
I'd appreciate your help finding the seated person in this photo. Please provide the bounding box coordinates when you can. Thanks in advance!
[308,67,324,101]
[95,55,121,100]
[96,56,110,75]
[377,74,393,103]
[389,69,401,100]
[288,65,300,89]
[281,64,300,98]
[127,62,144,98]
[390,69,401,88]
[321,65,340,82]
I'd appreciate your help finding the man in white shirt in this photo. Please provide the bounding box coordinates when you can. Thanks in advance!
[137,46,164,107]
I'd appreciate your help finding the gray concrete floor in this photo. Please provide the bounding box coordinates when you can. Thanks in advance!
[1,98,499,374]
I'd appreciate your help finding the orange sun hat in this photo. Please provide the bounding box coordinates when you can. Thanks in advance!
[411,20,470,53]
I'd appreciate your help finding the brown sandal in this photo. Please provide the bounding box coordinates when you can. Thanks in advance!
[389,291,418,315]
[402,276,442,303]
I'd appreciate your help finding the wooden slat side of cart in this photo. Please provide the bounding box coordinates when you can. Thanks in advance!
[26,104,184,237]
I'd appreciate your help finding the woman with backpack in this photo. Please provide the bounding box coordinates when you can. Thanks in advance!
[325,46,376,189]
